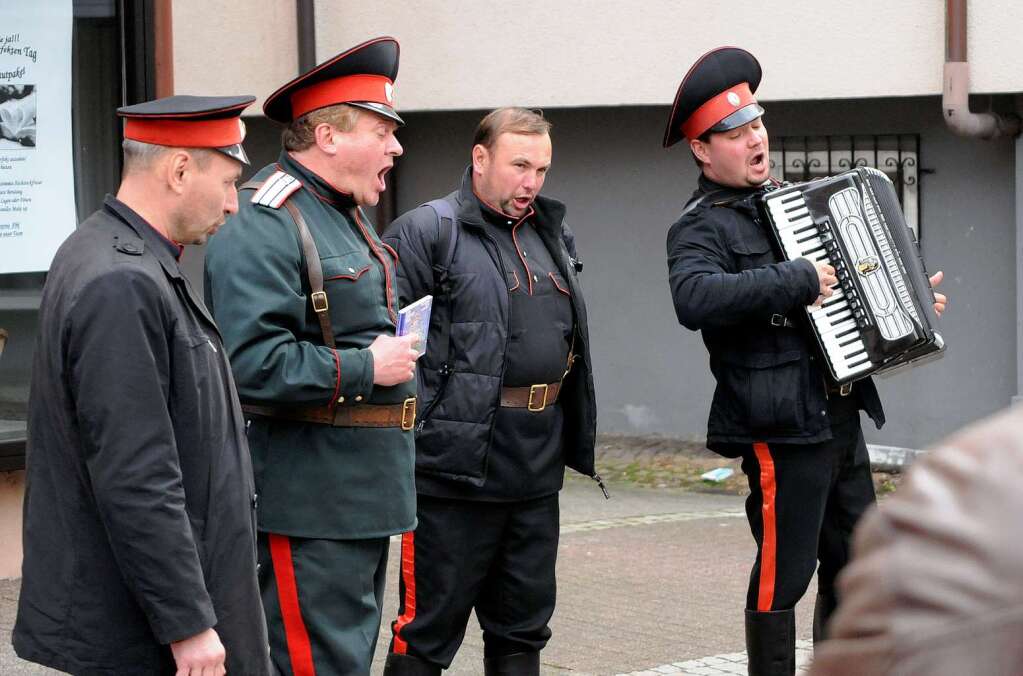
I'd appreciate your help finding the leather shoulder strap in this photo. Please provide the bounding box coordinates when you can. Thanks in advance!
[283,200,334,349]
[241,176,335,349]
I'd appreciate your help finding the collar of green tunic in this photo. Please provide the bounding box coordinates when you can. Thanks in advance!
[278,150,359,211]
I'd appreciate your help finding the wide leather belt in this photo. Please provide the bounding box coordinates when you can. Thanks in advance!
[500,382,561,412]
[243,398,417,431]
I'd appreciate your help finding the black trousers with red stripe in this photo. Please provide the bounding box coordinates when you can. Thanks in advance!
[740,410,875,612]
[258,532,390,676]
[389,494,559,668]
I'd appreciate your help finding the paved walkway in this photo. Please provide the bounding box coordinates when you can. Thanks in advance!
[1,479,819,675]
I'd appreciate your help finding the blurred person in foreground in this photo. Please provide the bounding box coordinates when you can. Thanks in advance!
[811,402,1023,676]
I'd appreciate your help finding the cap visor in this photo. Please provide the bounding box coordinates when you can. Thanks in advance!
[707,104,765,134]
[349,101,404,125]
[214,143,250,165]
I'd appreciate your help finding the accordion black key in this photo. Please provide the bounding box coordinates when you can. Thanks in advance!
[757,167,945,385]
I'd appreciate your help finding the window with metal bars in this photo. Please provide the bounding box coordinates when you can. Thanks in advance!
[769,134,922,239]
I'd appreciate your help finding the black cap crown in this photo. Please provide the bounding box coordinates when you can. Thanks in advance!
[263,37,402,125]
[663,47,764,148]
[117,95,255,164]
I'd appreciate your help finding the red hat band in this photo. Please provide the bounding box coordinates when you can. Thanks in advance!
[290,74,395,120]
[681,82,757,140]
[123,116,243,148]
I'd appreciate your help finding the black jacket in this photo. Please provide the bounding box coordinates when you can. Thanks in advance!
[383,169,597,488]
[666,176,884,451]
[14,197,270,675]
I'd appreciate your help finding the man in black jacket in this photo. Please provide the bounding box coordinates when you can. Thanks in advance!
[663,48,946,675]
[380,107,601,676]
[14,96,270,675]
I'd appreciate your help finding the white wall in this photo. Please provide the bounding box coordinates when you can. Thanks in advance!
[172,2,1023,113]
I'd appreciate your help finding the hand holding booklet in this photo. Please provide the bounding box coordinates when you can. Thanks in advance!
[396,295,433,358]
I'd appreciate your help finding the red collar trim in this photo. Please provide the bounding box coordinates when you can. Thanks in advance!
[472,189,534,225]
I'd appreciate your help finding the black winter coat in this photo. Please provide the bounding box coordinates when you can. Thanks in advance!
[666,176,884,451]
[383,169,597,488]
[14,197,270,675]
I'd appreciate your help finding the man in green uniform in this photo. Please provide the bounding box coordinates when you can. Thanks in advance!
[204,37,418,675]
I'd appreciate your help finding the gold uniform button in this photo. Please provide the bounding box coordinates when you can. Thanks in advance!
[355,395,363,402]
[337,396,345,404]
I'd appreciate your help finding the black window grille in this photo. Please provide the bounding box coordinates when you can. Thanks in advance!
[769,134,922,238]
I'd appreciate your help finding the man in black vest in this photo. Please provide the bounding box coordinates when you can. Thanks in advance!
[14,95,271,675]
[381,107,601,676]
[663,48,947,675]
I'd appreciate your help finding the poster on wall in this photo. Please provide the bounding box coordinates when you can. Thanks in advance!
[0,0,74,275]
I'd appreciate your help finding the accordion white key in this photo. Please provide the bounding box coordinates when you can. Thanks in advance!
[757,167,945,385]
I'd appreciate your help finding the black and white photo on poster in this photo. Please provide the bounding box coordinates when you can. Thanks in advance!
[0,84,37,148]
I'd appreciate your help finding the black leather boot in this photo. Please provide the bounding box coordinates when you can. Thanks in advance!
[745,608,796,676]
[382,652,442,676]
[483,651,540,676]
[813,592,839,644]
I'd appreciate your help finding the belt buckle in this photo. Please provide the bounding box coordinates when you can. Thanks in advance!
[527,384,549,412]
[839,382,853,397]
[400,398,416,431]
[311,291,329,313]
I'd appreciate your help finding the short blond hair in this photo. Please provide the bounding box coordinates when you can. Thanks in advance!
[282,103,362,152]
[472,107,551,151]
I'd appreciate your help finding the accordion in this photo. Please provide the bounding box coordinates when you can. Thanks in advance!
[757,167,945,385]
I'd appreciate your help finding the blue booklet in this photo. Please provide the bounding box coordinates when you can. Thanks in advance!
[396,294,433,358]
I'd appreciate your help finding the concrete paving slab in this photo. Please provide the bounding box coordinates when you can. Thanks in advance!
[1,481,818,675]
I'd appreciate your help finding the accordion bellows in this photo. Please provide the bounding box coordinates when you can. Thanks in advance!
[758,168,945,384]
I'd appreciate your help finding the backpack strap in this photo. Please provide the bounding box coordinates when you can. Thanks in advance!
[421,197,460,379]
[424,197,459,286]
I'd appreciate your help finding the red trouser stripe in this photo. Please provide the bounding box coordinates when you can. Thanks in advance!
[753,442,778,611]
[391,531,417,654]
[268,534,317,676]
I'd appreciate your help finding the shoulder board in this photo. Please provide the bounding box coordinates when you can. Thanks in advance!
[249,170,302,209]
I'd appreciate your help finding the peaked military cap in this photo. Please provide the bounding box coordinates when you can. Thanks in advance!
[662,47,764,148]
[117,95,255,164]
[263,36,403,125]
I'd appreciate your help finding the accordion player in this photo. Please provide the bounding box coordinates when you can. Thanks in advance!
[757,167,945,385]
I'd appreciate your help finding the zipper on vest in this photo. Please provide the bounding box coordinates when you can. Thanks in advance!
[592,473,610,499]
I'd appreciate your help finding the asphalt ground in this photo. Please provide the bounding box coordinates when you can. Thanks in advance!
[0,437,885,674]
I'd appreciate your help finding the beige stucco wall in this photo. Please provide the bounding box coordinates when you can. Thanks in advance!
[0,472,24,579]
[172,0,299,113]
[173,1,1022,112]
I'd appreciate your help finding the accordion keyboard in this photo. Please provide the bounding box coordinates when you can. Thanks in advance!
[758,168,944,385]
[766,192,874,381]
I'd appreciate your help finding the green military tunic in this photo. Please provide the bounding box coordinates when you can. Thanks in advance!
[204,151,416,540]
